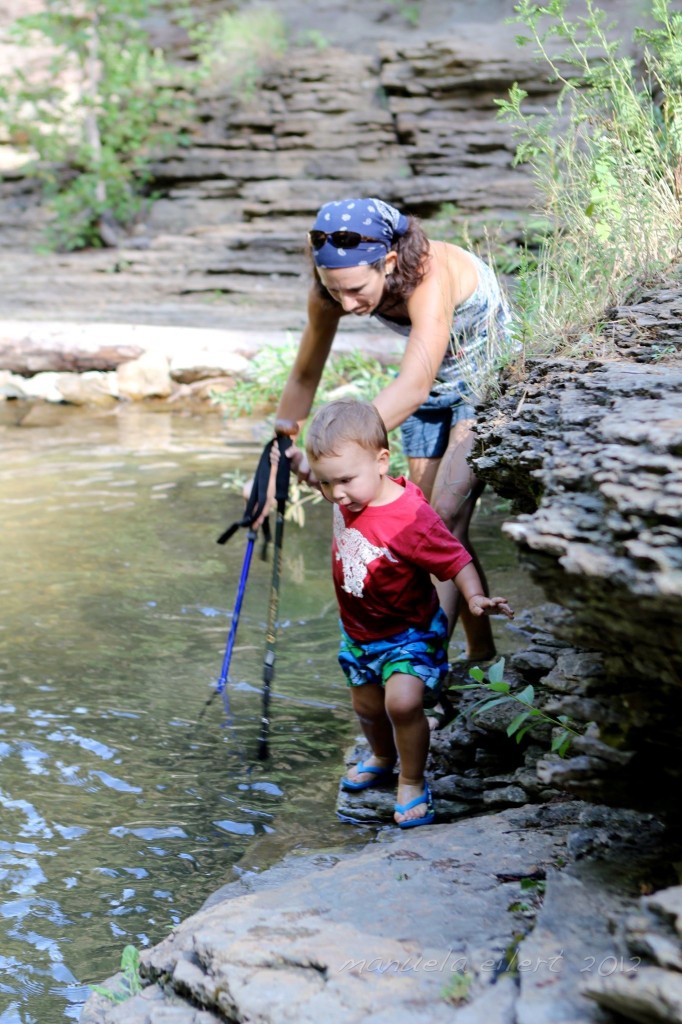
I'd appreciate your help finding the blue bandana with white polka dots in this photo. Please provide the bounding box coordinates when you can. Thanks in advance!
[311,197,409,269]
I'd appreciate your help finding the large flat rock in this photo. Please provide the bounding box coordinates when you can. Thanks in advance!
[81,802,676,1023]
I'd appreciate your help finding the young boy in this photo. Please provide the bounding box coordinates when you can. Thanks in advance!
[304,399,514,829]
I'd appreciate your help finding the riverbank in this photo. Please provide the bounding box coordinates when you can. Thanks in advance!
[82,799,681,1024]
[0,315,401,415]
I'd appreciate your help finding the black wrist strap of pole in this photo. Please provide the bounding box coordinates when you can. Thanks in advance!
[273,434,292,510]
[217,435,291,550]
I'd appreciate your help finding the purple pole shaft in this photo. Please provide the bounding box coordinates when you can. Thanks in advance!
[217,529,256,693]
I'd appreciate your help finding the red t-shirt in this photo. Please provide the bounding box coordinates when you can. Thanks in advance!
[331,477,472,642]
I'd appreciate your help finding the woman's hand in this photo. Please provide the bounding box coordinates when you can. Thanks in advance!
[273,421,318,487]
[241,430,319,528]
[240,447,314,500]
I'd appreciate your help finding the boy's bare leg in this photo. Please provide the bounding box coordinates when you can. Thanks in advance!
[384,673,431,824]
[409,419,496,662]
[344,682,396,785]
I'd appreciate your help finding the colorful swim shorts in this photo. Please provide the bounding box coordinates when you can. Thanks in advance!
[338,607,449,692]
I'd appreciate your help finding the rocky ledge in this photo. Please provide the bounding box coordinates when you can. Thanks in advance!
[81,802,681,1024]
[470,271,682,808]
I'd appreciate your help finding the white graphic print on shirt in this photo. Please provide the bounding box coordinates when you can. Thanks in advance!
[333,505,398,597]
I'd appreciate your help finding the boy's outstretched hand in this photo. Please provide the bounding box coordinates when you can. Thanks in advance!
[468,595,514,619]
[453,564,514,620]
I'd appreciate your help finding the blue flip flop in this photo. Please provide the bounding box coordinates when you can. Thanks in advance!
[341,761,394,792]
[394,782,435,829]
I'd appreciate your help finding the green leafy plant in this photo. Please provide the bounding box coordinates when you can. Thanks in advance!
[441,970,473,1005]
[295,29,330,50]
[521,876,547,896]
[497,932,529,977]
[452,657,581,756]
[508,899,533,913]
[0,0,192,250]
[211,336,301,417]
[496,0,682,357]
[508,876,547,913]
[90,944,143,1004]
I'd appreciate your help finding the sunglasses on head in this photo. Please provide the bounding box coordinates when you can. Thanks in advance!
[308,229,388,251]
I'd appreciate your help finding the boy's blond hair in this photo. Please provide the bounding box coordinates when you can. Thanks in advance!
[305,400,389,460]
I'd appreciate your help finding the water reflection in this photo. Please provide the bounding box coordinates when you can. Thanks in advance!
[0,404,540,1022]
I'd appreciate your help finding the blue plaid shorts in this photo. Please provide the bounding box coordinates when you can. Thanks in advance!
[338,607,449,692]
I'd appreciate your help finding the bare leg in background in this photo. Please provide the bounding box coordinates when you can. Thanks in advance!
[408,418,496,662]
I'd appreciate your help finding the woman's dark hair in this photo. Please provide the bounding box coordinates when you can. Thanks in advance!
[308,214,430,303]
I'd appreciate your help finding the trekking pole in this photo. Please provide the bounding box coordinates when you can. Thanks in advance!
[192,528,257,730]
[216,528,256,694]
[194,438,281,726]
[257,434,291,761]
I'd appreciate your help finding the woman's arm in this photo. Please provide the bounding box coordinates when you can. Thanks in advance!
[372,242,473,431]
[274,285,342,434]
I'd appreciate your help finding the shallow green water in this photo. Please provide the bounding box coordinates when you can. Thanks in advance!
[0,403,540,1022]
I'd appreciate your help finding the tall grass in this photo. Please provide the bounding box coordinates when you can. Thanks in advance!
[497,0,682,356]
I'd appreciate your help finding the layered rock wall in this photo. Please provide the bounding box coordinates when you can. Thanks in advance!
[471,275,682,805]
[0,31,544,323]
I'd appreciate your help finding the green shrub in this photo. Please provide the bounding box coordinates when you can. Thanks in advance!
[452,657,581,756]
[0,0,191,250]
[497,0,682,356]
